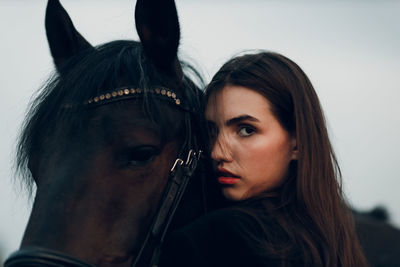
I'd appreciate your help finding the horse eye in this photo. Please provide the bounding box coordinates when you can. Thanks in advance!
[120,146,160,167]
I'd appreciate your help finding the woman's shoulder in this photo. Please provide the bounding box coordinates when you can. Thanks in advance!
[159,206,294,267]
[183,206,274,236]
[159,208,260,267]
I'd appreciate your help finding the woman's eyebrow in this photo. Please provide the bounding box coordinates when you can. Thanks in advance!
[226,115,259,126]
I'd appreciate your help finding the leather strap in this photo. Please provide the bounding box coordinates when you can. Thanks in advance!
[5,248,94,267]
[131,149,202,267]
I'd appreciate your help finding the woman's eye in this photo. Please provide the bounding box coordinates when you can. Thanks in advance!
[238,125,255,137]
[120,146,160,167]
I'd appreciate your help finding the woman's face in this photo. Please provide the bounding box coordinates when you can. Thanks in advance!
[205,85,297,201]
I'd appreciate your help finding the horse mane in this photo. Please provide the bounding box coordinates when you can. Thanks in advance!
[15,39,205,197]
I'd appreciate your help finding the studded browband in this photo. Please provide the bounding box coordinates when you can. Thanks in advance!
[87,87,181,105]
[63,86,192,112]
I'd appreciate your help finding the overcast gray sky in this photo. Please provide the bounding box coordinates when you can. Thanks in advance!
[1,0,399,260]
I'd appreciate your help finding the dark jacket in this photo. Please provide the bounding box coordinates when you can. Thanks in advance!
[159,207,303,267]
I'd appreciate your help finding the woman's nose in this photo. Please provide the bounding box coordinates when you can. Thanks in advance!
[211,133,232,163]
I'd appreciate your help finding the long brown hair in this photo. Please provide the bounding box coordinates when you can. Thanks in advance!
[205,51,368,266]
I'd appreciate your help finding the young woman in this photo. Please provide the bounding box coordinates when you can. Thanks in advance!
[159,52,368,267]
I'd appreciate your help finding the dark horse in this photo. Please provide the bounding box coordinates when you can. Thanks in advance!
[4,0,214,266]
[353,207,400,267]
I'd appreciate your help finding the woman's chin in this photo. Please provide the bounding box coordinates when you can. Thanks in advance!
[221,187,245,202]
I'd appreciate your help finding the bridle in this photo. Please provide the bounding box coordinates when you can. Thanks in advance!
[5,85,206,267]
[132,148,202,267]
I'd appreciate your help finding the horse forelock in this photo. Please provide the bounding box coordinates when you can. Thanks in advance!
[15,39,204,196]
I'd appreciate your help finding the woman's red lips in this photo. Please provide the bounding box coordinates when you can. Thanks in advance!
[217,168,240,185]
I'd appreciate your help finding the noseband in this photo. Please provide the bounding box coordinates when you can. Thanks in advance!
[5,86,204,267]
[4,248,94,267]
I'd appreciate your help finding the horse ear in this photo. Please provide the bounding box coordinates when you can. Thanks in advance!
[45,0,93,71]
[135,0,182,78]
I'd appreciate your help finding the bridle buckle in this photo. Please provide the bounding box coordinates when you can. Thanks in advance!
[170,149,202,176]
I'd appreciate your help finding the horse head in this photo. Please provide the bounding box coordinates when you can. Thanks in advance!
[5,0,211,266]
